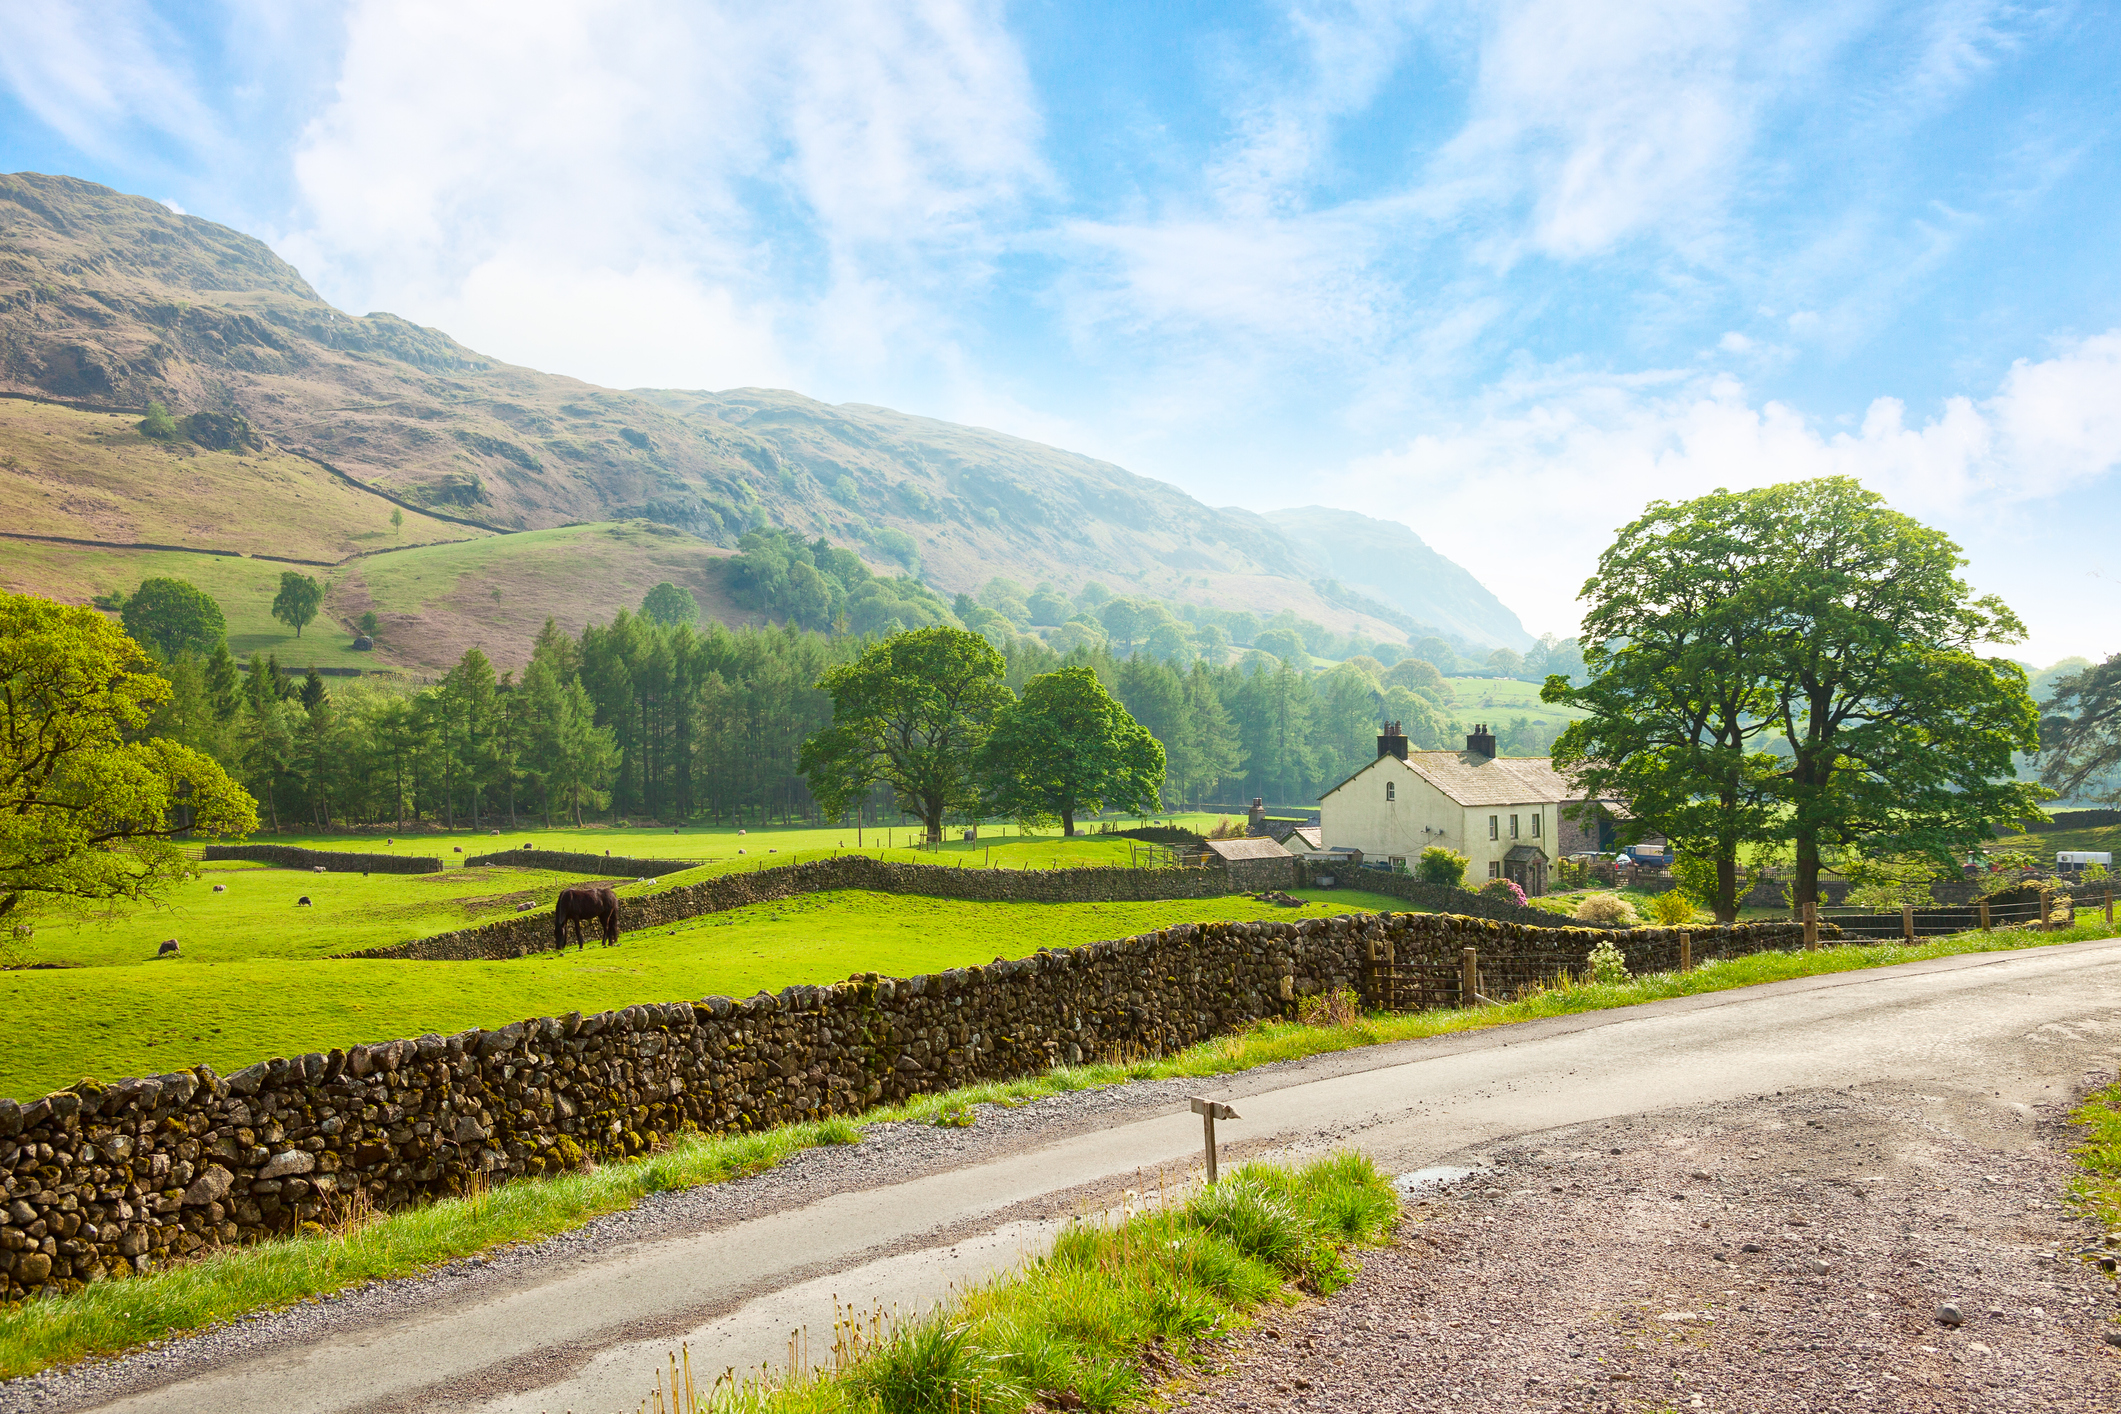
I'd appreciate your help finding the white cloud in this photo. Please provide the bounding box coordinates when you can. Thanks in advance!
[274,0,1044,393]
[0,0,222,161]
[1326,331,2121,651]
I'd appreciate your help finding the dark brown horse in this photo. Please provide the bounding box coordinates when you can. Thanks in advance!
[554,884,620,951]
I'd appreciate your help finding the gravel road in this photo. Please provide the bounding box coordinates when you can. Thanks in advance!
[1168,1076,2121,1413]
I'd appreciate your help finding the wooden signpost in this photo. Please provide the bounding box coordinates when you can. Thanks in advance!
[1191,1096,1238,1184]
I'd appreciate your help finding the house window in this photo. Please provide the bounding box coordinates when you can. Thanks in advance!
[1510,814,1520,839]
[1488,815,1499,840]
[1488,860,1501,878]
[1532,812,1541,837]
[1386,781,1395,801]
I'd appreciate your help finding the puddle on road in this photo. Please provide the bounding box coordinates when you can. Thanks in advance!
[1393,1165,1483,1195]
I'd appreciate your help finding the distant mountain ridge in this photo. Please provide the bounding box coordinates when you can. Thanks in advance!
[0,171,1522,647]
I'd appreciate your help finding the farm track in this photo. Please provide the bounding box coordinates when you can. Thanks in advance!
[3,937,2116,1414]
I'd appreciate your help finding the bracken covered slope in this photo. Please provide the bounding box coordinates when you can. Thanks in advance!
[0,172,1522,646]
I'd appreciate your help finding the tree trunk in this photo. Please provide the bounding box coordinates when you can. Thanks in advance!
[1713,849,1739,924]
[925,808,944,844]
[1062,807,1076,838]
[1793,832,1821,910]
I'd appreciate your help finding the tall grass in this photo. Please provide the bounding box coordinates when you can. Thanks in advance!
[4,918,2109,1379]
[643,1153,1399,1414]
[2069,1082,2121,1240]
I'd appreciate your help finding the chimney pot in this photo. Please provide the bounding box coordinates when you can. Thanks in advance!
[1466,723,1497,759]
[1376,721,1409,761]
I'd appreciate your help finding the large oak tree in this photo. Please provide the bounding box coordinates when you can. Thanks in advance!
[799,626,1013,842]
[980,666,1165,835]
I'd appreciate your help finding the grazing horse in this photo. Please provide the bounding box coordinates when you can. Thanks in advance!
[554,884,620,951]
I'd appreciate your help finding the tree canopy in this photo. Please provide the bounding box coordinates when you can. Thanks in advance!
[641,581,699,627]
[2038,653,2121,804]
[1549,476,2046,910]
[119,577,226,660]
[1,592,257,921]
[980,666,1164,835]
[271,571,324,638]
[799,626,1014,841]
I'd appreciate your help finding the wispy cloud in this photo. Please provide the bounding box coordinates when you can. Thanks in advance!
[0,0,223,163]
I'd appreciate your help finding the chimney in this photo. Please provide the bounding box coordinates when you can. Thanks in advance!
[1377,720,1409,761]
[1466,723,1496,760]
[1247,798,1267,835]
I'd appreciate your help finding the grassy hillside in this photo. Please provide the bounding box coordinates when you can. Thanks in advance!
[3,874,1401,1100]
[0,397,477,559]
[0,172,1501,648]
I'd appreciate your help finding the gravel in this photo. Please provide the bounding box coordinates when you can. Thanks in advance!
[1167,1078,2121,1413]
[0,1073,1206,1414]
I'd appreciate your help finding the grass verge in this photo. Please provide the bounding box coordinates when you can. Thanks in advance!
[648,1153,1398,1414]
[2067,1080,2121,1326]
[0,1119,859,1381]
[2,918,2110,1379]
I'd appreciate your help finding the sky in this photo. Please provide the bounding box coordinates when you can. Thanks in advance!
[3,0,2118,664]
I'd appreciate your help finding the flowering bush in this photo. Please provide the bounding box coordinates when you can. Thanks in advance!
[1478,876,1527,906]
[1647,889,1699,925]
[1584,936,1632,986]
[1573,892,1640,927]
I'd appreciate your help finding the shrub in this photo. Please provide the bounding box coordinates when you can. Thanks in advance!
[137,401,181,441]
[1478,877,1526,907]
[1574,892,1639,927]
[1647,889,1698,925]
[1416,845,1469,887]
[1584,936,1631,985]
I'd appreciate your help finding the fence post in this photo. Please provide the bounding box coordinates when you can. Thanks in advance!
[1979,897,1990,931]
[1461,947,1479,1008]
[1901,903,1914,944]
[1802,900,1818,950]
[1680,933,1691,974]
[2040,889,2051,932]
[2108,886,2114,926]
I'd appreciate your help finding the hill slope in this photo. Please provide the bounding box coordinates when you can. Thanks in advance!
[0,172,1519,648]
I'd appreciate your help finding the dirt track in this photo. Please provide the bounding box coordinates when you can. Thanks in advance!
[1170,1080,2121,1412]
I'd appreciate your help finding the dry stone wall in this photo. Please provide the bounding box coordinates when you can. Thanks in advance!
[203,845,439,875]
[0,911,1820,1297]
[341,855,1245,961]
[460,848,701,877]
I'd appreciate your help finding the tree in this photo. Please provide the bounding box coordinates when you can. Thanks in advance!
[1746,478,2046,907]
[982,666,1165,835]
[1254,627,1309,666]
[1486,647,1526,678]
[1385,656,1448,699]
[390,507,404,537]
[204,642,240,722]
[120,577,226,660]
[1409,636,1458,674]
[137,401,181,441]
[799,627,1013,842]
[1097,598,1148,657]
[2038,653,2121,804]
[1026,586,1071,627]
[1545,488,1785,921]
[641,581,699,627]
[357,611,379,637]
[0,592,257,921]
[271,572,323,638]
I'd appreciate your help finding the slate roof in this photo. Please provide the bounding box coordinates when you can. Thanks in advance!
[1279,826,1324,852]
[1202,837,1294,862]
[1321,751,1578,807]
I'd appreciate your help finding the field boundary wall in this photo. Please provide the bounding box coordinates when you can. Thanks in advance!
[203,845,440,875]
[1308,863,1623,928]
[460,849,701,877]
[0,912,1820,1296]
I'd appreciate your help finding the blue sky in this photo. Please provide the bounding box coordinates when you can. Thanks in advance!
[3,0,2118,662]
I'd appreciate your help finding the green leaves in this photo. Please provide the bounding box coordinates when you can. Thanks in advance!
[1550,475,2048,914]
[0,593,258,921]
[119,577,226,661]
[270,572,323,639]
[799,626,1013,839]
[979,665,1165,834]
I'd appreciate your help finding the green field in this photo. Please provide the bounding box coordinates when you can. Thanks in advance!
[1445,674,1588,724]
[3,814,1405,1100]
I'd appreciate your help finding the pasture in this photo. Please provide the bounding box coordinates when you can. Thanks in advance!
[2,816,1406,1100]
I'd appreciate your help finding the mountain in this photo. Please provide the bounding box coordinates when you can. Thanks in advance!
[1260,506,1530,649]
[0,172,1517,659]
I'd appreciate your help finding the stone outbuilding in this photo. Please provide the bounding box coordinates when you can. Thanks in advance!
[1201,836,1299,891]
[1318,723,1576,895]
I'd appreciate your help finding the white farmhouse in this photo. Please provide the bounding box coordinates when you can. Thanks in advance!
[1319,723,1577,895]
